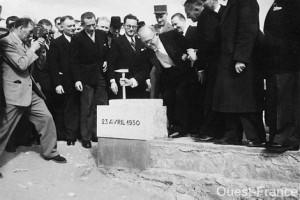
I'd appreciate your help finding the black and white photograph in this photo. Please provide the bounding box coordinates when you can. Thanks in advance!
[0,0,300,199]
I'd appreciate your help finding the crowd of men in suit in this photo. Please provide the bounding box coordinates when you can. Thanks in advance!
[0,0,300,178]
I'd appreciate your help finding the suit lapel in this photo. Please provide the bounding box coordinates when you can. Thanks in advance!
[121,35,136,53]
[135,36,144,52]
[220,0,236,24]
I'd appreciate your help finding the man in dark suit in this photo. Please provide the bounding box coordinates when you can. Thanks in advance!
[48,16,79,146]
[184,1,225,141]
[107,14,150,99]
[198,0,266,146]
[138,25,193,137]
[263,0,300,152]
[0,18,66,177]
[170,13,204,136]
[70,12,109,148]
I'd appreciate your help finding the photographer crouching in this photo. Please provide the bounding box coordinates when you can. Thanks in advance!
[0,18,67,178]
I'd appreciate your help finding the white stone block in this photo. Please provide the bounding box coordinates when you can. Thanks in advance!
[97,99,168,140]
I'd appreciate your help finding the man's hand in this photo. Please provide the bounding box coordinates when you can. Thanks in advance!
[120,78,132,87]
[235,62,246,74]
[182,53,188,61]
[55,85,65,94]
[146,79,151,92]
[187,48,197,62]
[102,61,108,73]
[110,80,118,95]
[75,81,83,92]
[30,38,45,52]
[197,70,205,84]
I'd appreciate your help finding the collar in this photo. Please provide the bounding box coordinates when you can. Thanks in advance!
[214,0,228,13]
[85,30,95,41]
[11,32,24,46]
[183,25,189,37]
[63,33,71,42]
[125,34,135,43]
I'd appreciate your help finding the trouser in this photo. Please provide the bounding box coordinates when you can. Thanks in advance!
[162,68,190,134]
[222,112,266,143]
[0,91,58,159]
[200,111,225,139]
[265,72,300,146]
[62,93,80,141]
[80,79,108,141]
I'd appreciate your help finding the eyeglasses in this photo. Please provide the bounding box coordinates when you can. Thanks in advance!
[125,25,137,29]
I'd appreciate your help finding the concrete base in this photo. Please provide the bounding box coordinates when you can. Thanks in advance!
[97,138,150,170]
[97,137,300,199]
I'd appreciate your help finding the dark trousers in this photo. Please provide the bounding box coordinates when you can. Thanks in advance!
[200,111,225,139]
[266,72,300,146]
[60,93,80,141]
[80,77,108,141]
[161,68,190,133]
[222,112,266,143]
[188,74,205,133]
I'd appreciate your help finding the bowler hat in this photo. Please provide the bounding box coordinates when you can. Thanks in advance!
[110,16,122,29]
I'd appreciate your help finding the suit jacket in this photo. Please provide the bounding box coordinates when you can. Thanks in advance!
[195,8,221,71]
[263,0,300,74]
[107,35,149,86]
[211,0,264,113]
[184,26,198,49]
[70,30,108,87]
[0,32,42,107]
[48,35,75,93]
[145,30,191,97]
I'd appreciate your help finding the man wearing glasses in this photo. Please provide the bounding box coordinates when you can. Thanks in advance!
[70,12,109,148]
[107,14,150,99]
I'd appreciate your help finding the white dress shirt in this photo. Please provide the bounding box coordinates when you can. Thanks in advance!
[214,0,228,13]
[155,38,175,69]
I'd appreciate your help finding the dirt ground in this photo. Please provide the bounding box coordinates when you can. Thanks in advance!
[0,142,169,200]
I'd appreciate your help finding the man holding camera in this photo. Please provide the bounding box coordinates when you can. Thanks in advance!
[0,18,66,178]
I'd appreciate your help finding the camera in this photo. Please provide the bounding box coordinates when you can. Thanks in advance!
[32,24,54,46]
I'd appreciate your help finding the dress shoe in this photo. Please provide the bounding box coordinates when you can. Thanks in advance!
[66,140,76,146]
[44,155,67,163]
[266,145,299,154]
[169,132,186,138]
[91,136,98,142]
[246,141,265,148]
[197,135,214,142]
[82,140,92,148]
[214,139,242,145]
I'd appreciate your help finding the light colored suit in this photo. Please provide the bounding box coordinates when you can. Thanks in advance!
[0,32,58,159]
[1,32,38,106]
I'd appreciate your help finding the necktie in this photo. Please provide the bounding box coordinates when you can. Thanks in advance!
[130,37,136,51]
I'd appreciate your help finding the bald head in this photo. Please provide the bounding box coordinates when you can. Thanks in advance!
[138,25,159,51]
